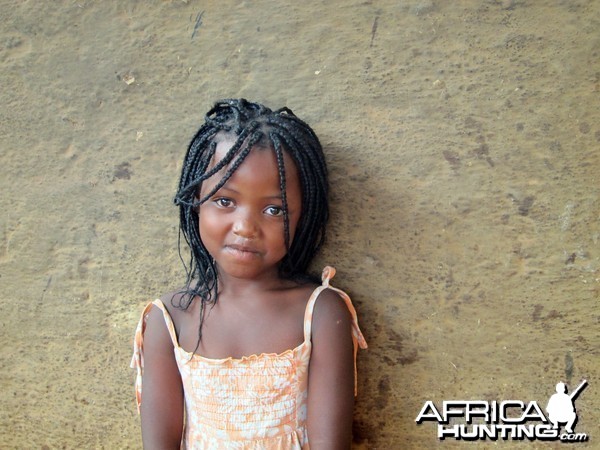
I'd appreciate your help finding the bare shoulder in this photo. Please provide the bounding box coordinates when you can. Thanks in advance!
[157,289,198,330]
[313,288,352,325]
[142,298,175,352]
[158,290,187,312]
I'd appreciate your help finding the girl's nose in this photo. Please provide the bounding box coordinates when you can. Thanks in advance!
[232,215,259,239]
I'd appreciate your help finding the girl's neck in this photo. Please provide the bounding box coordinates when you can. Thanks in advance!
[217,267,290,297]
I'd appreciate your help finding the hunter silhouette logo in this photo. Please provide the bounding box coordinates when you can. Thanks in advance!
[416,379,589,442]
[547,380,587,435]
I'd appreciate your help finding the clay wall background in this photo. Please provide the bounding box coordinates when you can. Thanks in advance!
[1,1,598,448]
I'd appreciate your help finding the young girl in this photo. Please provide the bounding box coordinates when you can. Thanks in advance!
[131,99,367,449]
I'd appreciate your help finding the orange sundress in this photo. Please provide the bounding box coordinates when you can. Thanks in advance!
[131,266,367,449]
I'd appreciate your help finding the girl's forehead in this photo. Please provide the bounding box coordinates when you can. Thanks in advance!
[202,135,299,187]
[201,136,301,201]
[210,135,296,171]
[212,134,242,159]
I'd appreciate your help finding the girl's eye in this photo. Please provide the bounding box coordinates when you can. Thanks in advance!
[215,198,234,208]
[265,206,284,217]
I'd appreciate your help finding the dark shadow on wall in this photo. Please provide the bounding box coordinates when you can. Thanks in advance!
[314,141,425,447]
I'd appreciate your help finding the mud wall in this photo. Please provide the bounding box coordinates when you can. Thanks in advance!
[1,1,598,448]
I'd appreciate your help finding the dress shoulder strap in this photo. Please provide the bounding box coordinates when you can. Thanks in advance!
[303,267,333,342]
[130,299,179,412]
[302,266,368,395]
[303,267,367,348]
[149,299,180,347]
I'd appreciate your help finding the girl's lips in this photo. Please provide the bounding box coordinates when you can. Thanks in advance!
[224,244,261,260]
[226,243,260,253]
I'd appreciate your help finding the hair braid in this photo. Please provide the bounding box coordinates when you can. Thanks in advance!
[270,133,291,253]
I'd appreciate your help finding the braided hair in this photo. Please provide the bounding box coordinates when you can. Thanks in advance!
[173,99,329,347]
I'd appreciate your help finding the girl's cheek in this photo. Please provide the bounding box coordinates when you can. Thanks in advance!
[198,207,221,231]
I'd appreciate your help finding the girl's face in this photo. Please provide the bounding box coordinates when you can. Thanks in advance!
[198,136,302,282]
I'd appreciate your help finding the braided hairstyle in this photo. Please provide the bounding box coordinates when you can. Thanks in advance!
[173,99,329,347]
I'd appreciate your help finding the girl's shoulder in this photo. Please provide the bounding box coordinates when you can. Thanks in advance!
[283,275,351,327]
[155,290,201,335]
[280,278,349,318]
[309,286,352,326]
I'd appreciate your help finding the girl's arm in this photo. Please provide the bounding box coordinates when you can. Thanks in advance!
[139,306,184,449]
[306,289,356,449]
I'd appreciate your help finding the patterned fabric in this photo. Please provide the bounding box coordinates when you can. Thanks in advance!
[131,266,367,449]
